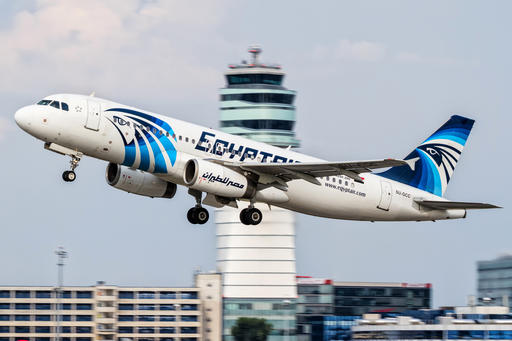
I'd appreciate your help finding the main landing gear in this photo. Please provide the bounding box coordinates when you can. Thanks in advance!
[240,206,263,225]
[187,189,209,225]
[62,155,81,182]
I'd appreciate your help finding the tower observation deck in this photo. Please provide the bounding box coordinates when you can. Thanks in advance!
[220,46,300,148]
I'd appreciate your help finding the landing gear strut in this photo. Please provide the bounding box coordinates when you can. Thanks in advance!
[187,189,209,225]
[240,206,263,225]
[62,155,81,182]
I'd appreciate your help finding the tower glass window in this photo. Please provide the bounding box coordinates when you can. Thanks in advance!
[227,74,283,86]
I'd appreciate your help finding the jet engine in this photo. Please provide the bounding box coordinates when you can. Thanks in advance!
[183,159,256,199]
[106,163,177,198]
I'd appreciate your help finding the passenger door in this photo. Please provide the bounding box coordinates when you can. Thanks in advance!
[85,100,101,131]
[377,181,393,211]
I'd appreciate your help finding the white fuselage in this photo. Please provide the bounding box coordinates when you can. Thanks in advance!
[15,94,466,222]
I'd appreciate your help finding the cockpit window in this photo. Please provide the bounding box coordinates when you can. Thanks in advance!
[37,99,69,111]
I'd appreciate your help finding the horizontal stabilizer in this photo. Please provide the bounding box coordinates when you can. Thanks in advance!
[414,199,501,210]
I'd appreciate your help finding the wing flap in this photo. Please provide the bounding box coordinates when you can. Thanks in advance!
[220,158,406,184]
[414,200,501,210]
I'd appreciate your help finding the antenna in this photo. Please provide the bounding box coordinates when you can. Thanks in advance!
[248,45,262,65]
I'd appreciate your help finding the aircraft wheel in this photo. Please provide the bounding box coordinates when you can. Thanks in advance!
[247,208,263,225]
[62,171,76,182]
[195,207,209,225]
[187,208,198,224]
[239,208,251,225]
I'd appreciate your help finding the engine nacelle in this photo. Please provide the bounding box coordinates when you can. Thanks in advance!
[106,163,177,199]
[183,159,255,199]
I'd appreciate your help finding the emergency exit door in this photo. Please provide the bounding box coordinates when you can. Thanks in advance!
[377,181,392,211]
[85,101,101,131]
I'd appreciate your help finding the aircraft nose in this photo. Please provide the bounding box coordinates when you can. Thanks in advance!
[14,106,31,131]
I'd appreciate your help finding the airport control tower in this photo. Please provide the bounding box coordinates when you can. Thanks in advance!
[216,46,298,341]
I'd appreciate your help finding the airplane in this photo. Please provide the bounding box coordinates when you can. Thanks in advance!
[14,93,500,225]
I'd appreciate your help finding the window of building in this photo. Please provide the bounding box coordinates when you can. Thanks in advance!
[36,326,51,333]
[15,326,30,333]
[119,304,134,310]
[181,304,197,311]
[15,315,30,321]
[138,292,155,299]
[15,291,30,298]
[220,119,294,131]
[221,93,295,104]
[118,315,134,321]
[159,292,176,299]
[76,315,92,321]
[35,338,50,341]
[181,316,198,322]
[180,292,198,299]
[0,291,9,298]
[139,304,155,310]
[15,303,30,310]
[138,327,154,334]
[59,315,71,321]
[138,315,155,321]
[160,338,174,341]
[159,315,175,321]
[36,303,51,310]
[36,291,52,298]
[119,291,134,299]
[62,291,72,299]
[226,74,283,86]
[0,304,9,309]
[76,338,92,341]
[160,327,175,334]
[76,326,92,333]
[118,327,133,333]
[0,327,8,333]
[35,315,51,321]
[238,303,252,310]
[60,303,71,310]
[76,291,93,299]
[77,304,92,310]
[0,315,8,321]
[59,326,71,333]
[181,327,198,334]
[159,304,175,311]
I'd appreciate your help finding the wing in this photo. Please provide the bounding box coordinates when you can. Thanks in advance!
[216,159,407,186]
[414,199,501,210]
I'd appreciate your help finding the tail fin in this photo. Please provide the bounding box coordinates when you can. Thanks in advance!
[379,115,475,197]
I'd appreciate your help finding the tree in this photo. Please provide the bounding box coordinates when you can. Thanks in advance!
[231,317,273,341]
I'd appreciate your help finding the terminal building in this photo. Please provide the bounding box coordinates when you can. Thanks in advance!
[0,273,222,341]
[296,277,432,341]
[478,254,512,308]
[351,305,512,341]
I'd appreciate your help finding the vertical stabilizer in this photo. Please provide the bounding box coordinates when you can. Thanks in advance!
[379,115,475,196]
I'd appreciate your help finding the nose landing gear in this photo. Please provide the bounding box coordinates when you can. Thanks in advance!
[187,189,209,225]
[62,154,81,182]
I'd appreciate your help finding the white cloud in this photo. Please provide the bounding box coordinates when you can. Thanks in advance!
[313,39,387,62]
[0,0,232,104]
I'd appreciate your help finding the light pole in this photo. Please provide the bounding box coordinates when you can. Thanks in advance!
[55,247,68,341]
[282,299,291,341]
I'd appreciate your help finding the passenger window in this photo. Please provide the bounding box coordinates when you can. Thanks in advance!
[166,132,169,137]
[61,102,69,111]
[172,134,176,139]
[185,137,189,143]
[179,136,182,141]
[332,178,336,183]
[50,101,60,109]
[192,139,195,144]
[339,179,342,184]
[345,181,348,186]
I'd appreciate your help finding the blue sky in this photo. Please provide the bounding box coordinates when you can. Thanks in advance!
[0,0,509,307]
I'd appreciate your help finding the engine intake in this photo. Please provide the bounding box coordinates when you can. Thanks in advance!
[184,159,255,199]
[106,163,176,199]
